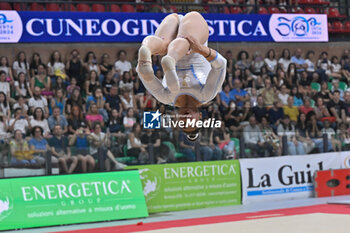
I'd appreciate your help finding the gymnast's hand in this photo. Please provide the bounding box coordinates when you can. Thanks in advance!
[185,35,208,56]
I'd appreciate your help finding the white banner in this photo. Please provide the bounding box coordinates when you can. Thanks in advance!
[240,153,342,204]
[340,151,350,168]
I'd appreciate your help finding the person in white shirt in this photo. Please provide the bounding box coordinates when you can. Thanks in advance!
[28,87,49,117]
[30,107,51,137]
[84,51,100,75]
[264,49,277,75]
[278,48,291,73]
[0,71,10,99]
[317,51,331,75]
[114,50,132,78]
[305,50,316,74]
[330,56,342,79]
[12,51,29,78]
[9,108,31,134]
[47,50,67,78]
[137,12,226,140]
[0,56,13,81]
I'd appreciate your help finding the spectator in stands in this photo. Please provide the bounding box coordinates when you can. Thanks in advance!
[141,128,167,164]
[10,129,37,167]
[66,49,83,84]
[343,92,350,123]
[278,48,291,73]
[291,86,303,107]
[30,107,50,137]
[230,79,249,108]
[219,83,233,111]
[127,123,149,163]
[327,90,345,124]
[69,127,95,173]
[68,105,87,135]
[330,56,342,79]
[244,116,275,157]
[315,81,332,104]
[29,53,42,78]
[307,114,332,152]
[286,63,297,87]
[99,53,114,83]
[66,87,86,115]
[123,108,137,134]
[264,49,277,76]
[84,51,100,75]
[120,87,137,113]
[48,106,68,134]
[30,64,52,97]
[85,70,100,97]
[251,51,264,76]
[224,101,242,137]
[9,108,31,135]
[317,51,331,79]
[140,90,157,112]
[0,92,10,119]
[13,51,29,78]
[199,128,223,161]
[273,67,286,88]
[89,122,126,170]
[105,84,122,115]
[50,89,66,116]
[0,113,10,141]
[291,48,307,72]
[119,71,134,91]
[48,50,67,83]
[50,124,77,174]
[299,97,314,116]
[321,120,341,151]
[250,88,258,107]
[213,122,235,159]
[240,101,253,125]
[338,122,350,149]
[298,70,312,96]
[331,79,344,100]
[28,126,54,166]
[268,100,284,131]
[66,77,79,96]
[0,56,13,82]
[0,71,10,101]
[108,109,125,142]
[260,116,280,156]
[283,96,299,124]
[341,54,350,80]
[236,50,250,70]
[277,115,305,155]
[86,103,104,130]
[53,76,66,92]
[102,70,116,96]
[252,95,267,123]
[87,87,108,122]
[225,50,235,76]
[114,50,132,78]
[178,130,196,161]
[15,72,32,99]
[261,78,277,106]
[13,95,28,116]
[314,97,331,124]
[278,84,289,105]
[296,113,315,154]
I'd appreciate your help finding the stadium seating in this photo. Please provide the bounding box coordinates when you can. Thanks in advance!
[230,6,242,14]
[258,7,268,14]
[121,4,136,12]
[46,3,60,12]
[92,4,105,12]
[110,4,121,12]
[328,8,347,19]
[268,7,280,14]
[13,3,26,11]
[0,2,11,10]
[304,7,316,14]
[77,3,90,12]
[30,3,44,11]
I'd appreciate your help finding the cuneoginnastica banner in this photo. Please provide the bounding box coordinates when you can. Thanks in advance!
[0,171,148,231]
[127,160,241,213]
[240,153,342,204]
[0,11,328,43]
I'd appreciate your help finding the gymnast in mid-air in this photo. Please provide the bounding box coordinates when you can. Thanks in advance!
[136,11,227,140]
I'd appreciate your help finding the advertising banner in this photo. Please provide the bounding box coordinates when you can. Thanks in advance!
[0,171,148,231]
[340,151,350,168]
[0,11,328,43]
[240,153,342,204]
[128,160,241,213]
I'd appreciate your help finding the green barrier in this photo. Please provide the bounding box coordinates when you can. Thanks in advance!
[0,171,148,231]
[127,160,241,213]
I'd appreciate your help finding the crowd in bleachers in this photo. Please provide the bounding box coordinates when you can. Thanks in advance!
[0,46,350,173]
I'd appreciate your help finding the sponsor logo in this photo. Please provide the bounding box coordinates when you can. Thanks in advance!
[0,193,13,221]
[143,110,161,129]
[138,168,160,201]
[0,11,23,43]
[343,155,350,168]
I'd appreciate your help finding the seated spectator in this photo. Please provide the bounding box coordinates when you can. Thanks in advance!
[10,130,37,167]
[66,49,83,84]
[30,107,50,137]
[283,96,299,124]
[252,95,268,123]
[28,87,49,117]
[321,120,341,152]
[123,108,137,134]
[330,56,342,79]
[28,126,57,166]
[316,82,332,104]
[331,79,344,101]
[260,116,280,156]
[84,70,100,97]
[0,56,14,81]
[69,128,95,173]
[243,116,275,157]
[264,49,277,76]
[119,71,134,91]
[327,90,345,124]
[250,88,258,107]
[317,51,331,78]
[229,79,249,108]
[66,87,86,115]
[261,78,277,106]
[344,92,350,123]
[50,88,66,116]
[0,71,10,100]
[105,85,122,116]
[307,114,332,153]
[108,109,125,143]
[299,97,314,116]
[102,70,116,96]
[68,105,87,135]
[298,70,312,96]
[13,95,29,115]
[9,108,31,135]
[286,63,298,87]
[99,53,114,83]
[296,113,315,154]
[225,50,235,76]
[66,77,80,97]
[53,76,66,92]
[49,124,78,174]
[48,50,67,80]
[114,50,132,78]
[291,86,303,107]
[219,83,234,111]
[277,116,305,155]
[139,90,156,112]
[178,130,196,162]
[0,92,10,119]
[278,85,289,105]
[278,48,291,73]
[268,100,284,130]
[199,128,222,161]
[273,67,286,88]
[13,51,29,79]
[291,48,307,72]
[314,97,331,124]
[86,103,104,130]
[224,101,243,137]
[89,122,126,170]
[305,50,316,76]
[87,87,109,122]
[337,123,350,149]
[240,101,254,125]
[141,128,171,164]
[251,51,264,76]
[15,72,32,99]
[84,51,100,75]
[120,87,137,113]
[30,64,52,97]
[48,107,68,134]
[236,50,250,70]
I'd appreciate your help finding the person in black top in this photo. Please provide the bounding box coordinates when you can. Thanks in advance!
[105,84,122,116]
[29,53,43,77]
[224,100,242,137]
[316,81,332,104]
[327,90,346,124]
[99,53,114,83]
[298,70,312,96]
[141,128,171,164]
[252,95,267,123]
[66,49,83,84]
[67,105,87,135]
[66,87,86,115]
[343,91,350,123]
[102,70,116,96]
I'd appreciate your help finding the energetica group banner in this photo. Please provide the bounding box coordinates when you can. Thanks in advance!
[0,171,148,231]
[127,160,241,213]
[240,153,342,204]
[0,11,328,43]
